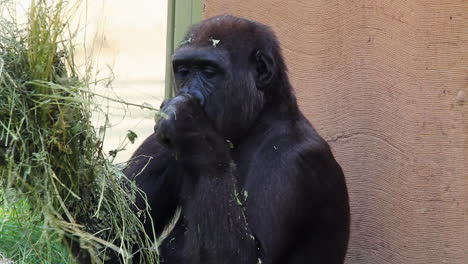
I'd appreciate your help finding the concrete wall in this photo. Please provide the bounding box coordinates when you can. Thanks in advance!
[204,1,468,263]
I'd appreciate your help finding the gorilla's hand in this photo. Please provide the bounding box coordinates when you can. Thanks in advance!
[154,94,229,164]
[155,94,209,148]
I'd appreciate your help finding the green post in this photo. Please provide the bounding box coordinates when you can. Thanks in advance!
[164,0,175,99]
[164,0,203,99]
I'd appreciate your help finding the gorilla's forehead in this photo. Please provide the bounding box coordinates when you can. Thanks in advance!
[184,15,262,50]
[172,46,230,66]
[175,15,279,67]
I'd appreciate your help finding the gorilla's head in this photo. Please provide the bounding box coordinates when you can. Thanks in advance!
[171,15,291,140]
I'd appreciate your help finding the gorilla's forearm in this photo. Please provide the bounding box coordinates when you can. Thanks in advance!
[155,95,258,262]
[176,128,258,262]
[181,160,257,263]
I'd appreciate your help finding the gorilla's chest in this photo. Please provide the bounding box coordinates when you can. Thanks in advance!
[230,136,284,190]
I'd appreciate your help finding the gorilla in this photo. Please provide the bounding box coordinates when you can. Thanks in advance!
[125,15,350,264]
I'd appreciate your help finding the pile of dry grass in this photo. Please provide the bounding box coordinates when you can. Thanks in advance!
[0,0,158,263]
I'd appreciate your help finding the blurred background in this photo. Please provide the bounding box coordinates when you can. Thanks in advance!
[73,0,168,163]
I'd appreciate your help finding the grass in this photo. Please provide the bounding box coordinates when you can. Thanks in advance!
[0,0,159,263]
[0,195,75,263]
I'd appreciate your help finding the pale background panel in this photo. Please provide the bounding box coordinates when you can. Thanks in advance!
[74,0,168,163]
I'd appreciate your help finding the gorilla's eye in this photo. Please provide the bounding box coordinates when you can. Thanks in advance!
[175,65,190,76]
[202,66,217,79]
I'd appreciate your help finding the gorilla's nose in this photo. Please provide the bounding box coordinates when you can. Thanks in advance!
[178,88,205,106]
[190,90,205,106]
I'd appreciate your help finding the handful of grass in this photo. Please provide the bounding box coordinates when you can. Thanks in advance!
[0,0,158,263]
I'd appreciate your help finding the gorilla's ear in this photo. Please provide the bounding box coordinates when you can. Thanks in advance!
[254,50,275,89]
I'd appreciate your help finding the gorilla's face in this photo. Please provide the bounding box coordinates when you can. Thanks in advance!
[172,45,266,140]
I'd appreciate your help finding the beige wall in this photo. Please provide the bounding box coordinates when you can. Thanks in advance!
[205,1,467,263]
[73,0,168,163]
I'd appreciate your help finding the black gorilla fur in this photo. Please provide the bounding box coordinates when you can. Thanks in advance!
[124,15,350,264]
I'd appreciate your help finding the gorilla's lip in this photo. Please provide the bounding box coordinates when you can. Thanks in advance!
[162,94,192,116]
[174,89,205,106]
[161,93,206,119]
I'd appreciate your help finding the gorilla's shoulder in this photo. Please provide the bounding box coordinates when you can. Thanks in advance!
[130,133,164,156]
[264,115,328,147]
[252,116,331,164]
[123,133,175,180]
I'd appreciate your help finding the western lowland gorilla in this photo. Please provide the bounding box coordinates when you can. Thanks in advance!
[124,15,350,264]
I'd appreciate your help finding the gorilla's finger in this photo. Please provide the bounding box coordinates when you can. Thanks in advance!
[154,121,173,147]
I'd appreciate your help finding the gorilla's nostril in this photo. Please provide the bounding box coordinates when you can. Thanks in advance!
[190,90,205,106]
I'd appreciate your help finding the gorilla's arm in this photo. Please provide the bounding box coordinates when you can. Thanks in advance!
[152,95,258,263]
[180,152,257,263]
[123,134,181,236]
[245,131,350,264]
